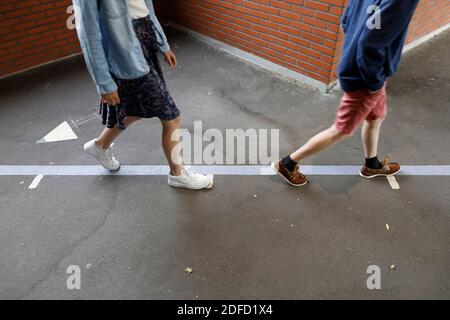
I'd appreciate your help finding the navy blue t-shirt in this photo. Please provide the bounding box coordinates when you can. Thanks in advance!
[338,0,420,92]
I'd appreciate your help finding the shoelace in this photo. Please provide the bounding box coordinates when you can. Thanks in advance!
[183,167,198,181]
[104,148,116,163]
[381,154,391,172]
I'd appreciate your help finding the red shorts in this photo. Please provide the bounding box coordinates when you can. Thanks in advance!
[334,84,387,135]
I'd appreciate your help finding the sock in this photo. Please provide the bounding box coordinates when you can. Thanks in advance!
[281,155,298,171]
[365,156,383,169]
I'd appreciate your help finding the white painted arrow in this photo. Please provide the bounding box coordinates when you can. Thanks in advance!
[37,121,78,144]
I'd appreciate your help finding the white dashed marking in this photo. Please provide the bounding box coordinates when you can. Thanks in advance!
[28,174,44,189]
[386,175,400,190]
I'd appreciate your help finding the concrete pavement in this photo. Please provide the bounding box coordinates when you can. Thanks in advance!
[0,27,449,299]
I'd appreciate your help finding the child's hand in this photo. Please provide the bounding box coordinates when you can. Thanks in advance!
[101,90,120,106]
[164,50,178,69]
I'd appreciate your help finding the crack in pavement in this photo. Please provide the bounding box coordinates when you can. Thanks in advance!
[14,181,120,300]
[214,86,301,147]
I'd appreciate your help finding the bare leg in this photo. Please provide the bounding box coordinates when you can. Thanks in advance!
[96,116,141,149]
[361,118,384,158]
[290,125,348,163]
[161,116,183,176]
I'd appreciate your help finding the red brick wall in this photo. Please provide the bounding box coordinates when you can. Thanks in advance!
[170,0,450,86]
[1,0,449,83]
[171,0,346,85]
[0,0,167,78]
[406,0,450,44]
[0,0,80,77]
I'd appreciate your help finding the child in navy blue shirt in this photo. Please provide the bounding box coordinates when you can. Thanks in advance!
[273,0,420,186]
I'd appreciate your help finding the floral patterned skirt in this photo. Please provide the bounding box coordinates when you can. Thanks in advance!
[100,16,180,130]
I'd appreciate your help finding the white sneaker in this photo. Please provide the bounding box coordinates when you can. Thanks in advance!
[83,139,121,171]
[168,167,213,190]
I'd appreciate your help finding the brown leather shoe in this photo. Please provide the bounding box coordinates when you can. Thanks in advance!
[360,155,401,178]
[272,160,308,186]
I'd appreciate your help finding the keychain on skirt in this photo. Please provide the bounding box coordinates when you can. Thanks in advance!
[98,101,126,130]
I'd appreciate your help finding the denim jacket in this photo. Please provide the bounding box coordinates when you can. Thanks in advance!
[73,0,170,94]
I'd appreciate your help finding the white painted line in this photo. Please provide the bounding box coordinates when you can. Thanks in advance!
[74,113,99,126]
[74,112,99,123]
[37,121,78,144]
[28,174,44,189]
[0,165,449,176]
[70,114,100,132]
[386,176,400,190]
